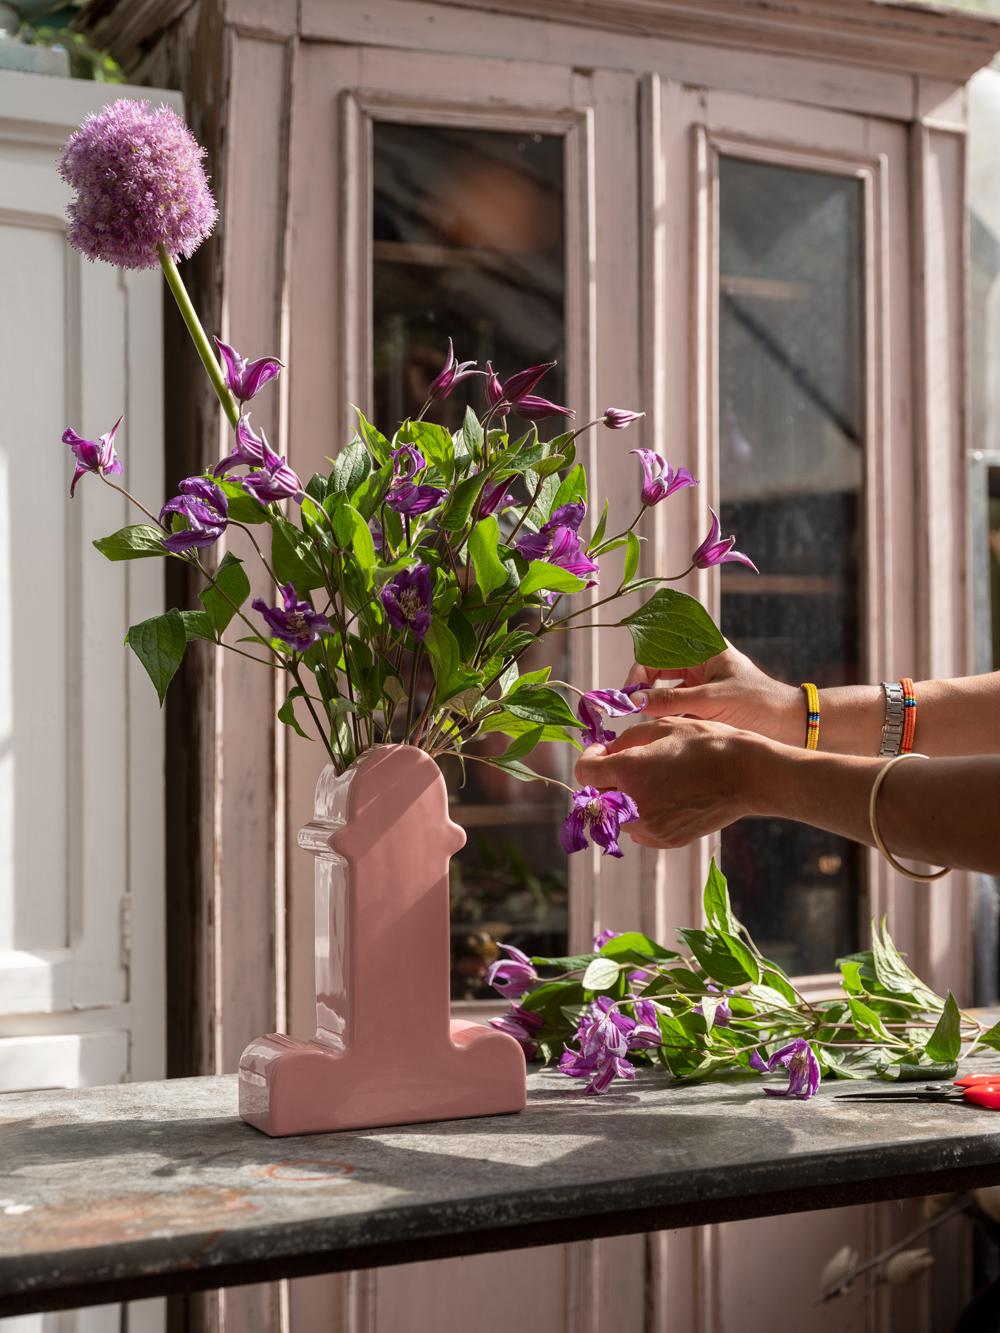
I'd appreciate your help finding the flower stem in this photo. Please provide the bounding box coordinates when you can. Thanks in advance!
[157,244,239,430]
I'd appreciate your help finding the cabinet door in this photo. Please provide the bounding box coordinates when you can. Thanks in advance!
[286,42,645,1333]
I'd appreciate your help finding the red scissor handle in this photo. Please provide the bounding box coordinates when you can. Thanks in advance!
[963,1085,1000,1110]
[955,1074,1000,1088]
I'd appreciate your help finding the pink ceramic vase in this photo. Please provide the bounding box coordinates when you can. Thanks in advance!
[239,744,527,1136]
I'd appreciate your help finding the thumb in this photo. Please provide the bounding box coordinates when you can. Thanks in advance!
[640,683,711,719]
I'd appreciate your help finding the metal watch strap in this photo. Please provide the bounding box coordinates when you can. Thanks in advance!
[879,681,905,757]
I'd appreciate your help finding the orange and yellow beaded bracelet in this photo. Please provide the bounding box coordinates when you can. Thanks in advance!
[800,682,820,750]
[900,677,917,753]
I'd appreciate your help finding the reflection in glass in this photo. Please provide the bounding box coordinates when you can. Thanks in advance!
[372,123,569,998]
[718,157,865,976]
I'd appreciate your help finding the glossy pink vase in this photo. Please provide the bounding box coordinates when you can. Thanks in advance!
[239,744,527,1136]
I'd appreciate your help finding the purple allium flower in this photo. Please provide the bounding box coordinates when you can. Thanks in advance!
[241,435,302,504]
[214,338,283,404]
[560,786,639,859]
[631,449,698,507]
[479,478,517,518]
[515,500,600,585]
[577,685,644,746]
[489,1004,543,1059]
[761,1038,820,1100]
[485,943,538,1000]
[692,508,758,573]
[159,476,228,553]
[514,394,575,422]
[215,415,266,477]
[593,928,620,950]
[62,415,124,497]
[381,564,433,641]
[58,99,217,270]
[252,582,331,652]
[603,408,645,430]
[428,338,480,400]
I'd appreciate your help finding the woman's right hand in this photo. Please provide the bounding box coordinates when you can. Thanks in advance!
[624,643,804,748]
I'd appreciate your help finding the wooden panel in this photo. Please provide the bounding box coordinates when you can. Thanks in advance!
[0,1031,128,1093]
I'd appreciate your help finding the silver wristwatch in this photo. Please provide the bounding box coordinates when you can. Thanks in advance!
[879,681,905,757]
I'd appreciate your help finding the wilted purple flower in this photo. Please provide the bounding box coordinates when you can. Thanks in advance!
[241,436,302,504]
[381,564,433,640]
[593,928,620,950]
[628,997,662,1049]
[479,478,517,517]
[159,476,228,553]
[692,508,758,573]
[577,685,644,746]
[631,449,698,507]
[560,996,661,1095]
[386,479,448,516]
[761,1039,820,1100]
[560,786,639,859]
[603,408,645,430]
[214,415,266,477]
[63,415,124,496]
[489,1005,543,1059]
[515,500,600,584]
[485,943,538,1000]
[514,394,574,422]
[428,338,480,400]
[214,338,283,403]
[58,99,217,269]
[252,582,331,652]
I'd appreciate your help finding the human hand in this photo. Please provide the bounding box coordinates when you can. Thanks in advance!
[625,643,802,747]
[574,718,763,849]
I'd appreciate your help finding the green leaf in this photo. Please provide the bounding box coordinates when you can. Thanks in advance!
[485,756,542,783]
[423,619,460,692]
[703,858,735,935]
[505,684,579,729]
[678,928,758,987]
[720,932,760,985]
[200,552,251,634]
[477,710,579,747]
[924,991,962,1063]
[529,955,596,973]
[624,588,727,669]
[272,515,326,593]
[398,420,454,480]
[126,610,186,705]
[761,968,797,1004]
[519,561,587,597]
[498,726,545,763]
[178,610,215,642]
[93,524,166,561]
[551,463,587,514]
[600,931,680,964]
[883,1059,959,1082]
[848,996,892,1041]
[331,440,372,495]
[746,983,795,1011]
[582,957,623,992]
[469,516,508,597]
[216,479,268,525]
[355,410,391,463]
[530,453,566,479]
[588,500,609,551]
[277,686,310,740]
[462,406,484,461]
[623,531,641,585]
[870,920,944,1010]
[978,1019,1000,1052]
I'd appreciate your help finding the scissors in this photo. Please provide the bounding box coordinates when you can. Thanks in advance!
[836,1073,1000,1110]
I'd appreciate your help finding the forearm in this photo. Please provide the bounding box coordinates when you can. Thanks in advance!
[816,672,1000,758]
[744,738,1000,875]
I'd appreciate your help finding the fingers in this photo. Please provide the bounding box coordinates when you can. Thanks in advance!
[604,721,669,753]
[574,743,619,789]
[641,683,710,719]
[623,662,657,690]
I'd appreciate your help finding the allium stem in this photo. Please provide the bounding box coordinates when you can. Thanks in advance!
[158,244,239,429]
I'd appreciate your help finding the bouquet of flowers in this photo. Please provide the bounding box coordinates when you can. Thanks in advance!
[490,859,1000,1099]
[57,98,753,848]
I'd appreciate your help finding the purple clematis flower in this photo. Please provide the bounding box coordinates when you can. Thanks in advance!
[479,477,518,518]
[603,408,645,430]
[577,684,644,746]
[560,995,662,1095]
[761,1038,820,1100]
[489,1004,543,1058]
[381,564,433,641]
[386,444,447,515]
[515,500,600,584]
[484,360,566,420]
[706,984,733,1028]
[692,508,758,573]
[501,361,556,404]
[214,337,283,404]
[484,361,506,414]
[749,1049,768,1072]
[631,449,698,507]
[428,338,480,401]
[369,516,384,552]
[514,394,575,422]
[391,444,426,480]
[214,415,266,477]
[593,928,620,950]
[560,786,639,859]
[252,582,331,652]
[241,435,302,504]
[628,996,662,1049]
[159,476,228,553]
[63,415,124,497]
[485,943,538,1000]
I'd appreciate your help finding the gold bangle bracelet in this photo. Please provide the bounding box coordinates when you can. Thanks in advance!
[867,752,950,883]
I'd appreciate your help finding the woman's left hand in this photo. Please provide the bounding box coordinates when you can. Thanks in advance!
[574,718,760,849]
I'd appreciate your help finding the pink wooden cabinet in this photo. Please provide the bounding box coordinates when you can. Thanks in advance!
[85,1,1000,1330]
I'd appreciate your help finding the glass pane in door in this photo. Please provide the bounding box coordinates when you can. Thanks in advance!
[717,156,865,977]
[372,123,570,999]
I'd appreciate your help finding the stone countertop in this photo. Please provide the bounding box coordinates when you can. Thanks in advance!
[3,1068,1000,1315]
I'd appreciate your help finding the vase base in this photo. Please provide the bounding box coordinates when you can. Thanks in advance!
[238,1019,527,1137]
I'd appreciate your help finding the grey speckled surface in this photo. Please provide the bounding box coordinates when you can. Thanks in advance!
[3,1068,1000,1313]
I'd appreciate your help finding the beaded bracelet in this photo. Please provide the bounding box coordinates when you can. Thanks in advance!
[900,677,917,753]
[868,752,949,882]
[800,682,820,750]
